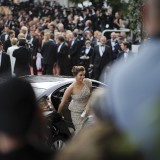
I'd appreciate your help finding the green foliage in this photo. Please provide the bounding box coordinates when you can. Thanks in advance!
[128,0,143,43]
[107,0,129,20]
[68,0,85,3]
[107,0,123,12]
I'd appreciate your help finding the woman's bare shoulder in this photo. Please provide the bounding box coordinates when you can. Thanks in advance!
[66,83,74,92]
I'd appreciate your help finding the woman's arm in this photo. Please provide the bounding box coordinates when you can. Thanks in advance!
[58,85,73,113]
[119,19,125,28]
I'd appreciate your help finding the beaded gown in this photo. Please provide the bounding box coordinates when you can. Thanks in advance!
[68,79,92,134]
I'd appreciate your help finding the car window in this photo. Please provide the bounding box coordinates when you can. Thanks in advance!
[37,96,54,112]
[51,84,71,111]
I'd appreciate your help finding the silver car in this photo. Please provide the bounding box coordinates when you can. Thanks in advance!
[22,75,106,151]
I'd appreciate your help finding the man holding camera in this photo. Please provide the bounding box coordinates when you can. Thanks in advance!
[12,38,31,77]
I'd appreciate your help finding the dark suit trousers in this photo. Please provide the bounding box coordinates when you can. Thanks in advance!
[70,56,78,68]
[32,58,37,75]
[93,67,101,81]
[42,64,53,75]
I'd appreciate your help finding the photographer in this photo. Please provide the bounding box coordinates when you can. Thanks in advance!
[12,38,31,77]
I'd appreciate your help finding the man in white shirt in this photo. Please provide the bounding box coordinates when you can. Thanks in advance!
[90,36,112,80]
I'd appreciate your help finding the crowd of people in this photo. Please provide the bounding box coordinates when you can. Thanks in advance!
[3,0,160,160]
[0,1,131,81]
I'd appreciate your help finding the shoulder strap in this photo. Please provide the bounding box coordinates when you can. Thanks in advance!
[85,78,92,89]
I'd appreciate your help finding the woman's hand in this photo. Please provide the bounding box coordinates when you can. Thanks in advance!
[85,105,90,115]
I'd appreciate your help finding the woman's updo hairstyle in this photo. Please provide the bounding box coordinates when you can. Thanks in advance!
[72,66,85,77]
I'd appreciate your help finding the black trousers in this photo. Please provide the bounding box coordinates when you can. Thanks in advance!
[32,58,37,75]
[42,64,53,75]
[93,67,102,81]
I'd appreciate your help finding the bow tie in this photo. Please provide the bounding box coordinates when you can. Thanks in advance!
[101,45,105,47]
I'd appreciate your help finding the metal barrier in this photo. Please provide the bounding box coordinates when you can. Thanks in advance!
[102,28,131,35]
[102,28,131,39]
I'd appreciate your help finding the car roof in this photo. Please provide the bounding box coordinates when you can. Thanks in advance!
[21,75,74,89]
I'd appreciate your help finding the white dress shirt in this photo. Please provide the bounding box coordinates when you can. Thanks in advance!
[111,39,116,51]
[99,45,105,57]
[71,39,75,47]
[30,37,33,44]
[85,46,91,55]
[57,43,64,53]
[5,34,9,41]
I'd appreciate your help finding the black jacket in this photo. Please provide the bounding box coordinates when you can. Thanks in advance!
[0,52,11,77]
[30,36,40,57]
[80,46,94,59]
[91,45,112,69]
[0,144,53,160]
[113,43,123,60]
[4,39,11,52]
[69,38,80,58]
[57,43,71,75]
[13,47,31,77]
[41,40,57,66]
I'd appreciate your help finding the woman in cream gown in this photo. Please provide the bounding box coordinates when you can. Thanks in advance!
[58,66,92,134]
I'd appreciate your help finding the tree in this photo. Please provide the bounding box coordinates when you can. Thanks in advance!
[107,0,129,17]
[128,0,143,43]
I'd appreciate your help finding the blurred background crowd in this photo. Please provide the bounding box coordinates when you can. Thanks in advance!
[0,0,133,82]
[1,0,160,160]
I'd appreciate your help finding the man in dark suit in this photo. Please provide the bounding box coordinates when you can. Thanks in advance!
[13,39,31,77]
[0,26,9,45]
[90,36,112,80]
[80,39,94,78]
[4,30,15,52]
[107,32,118,51]
[83,20,93,33]
[57,36,71,76]
[117,41,134,62]
[0,41,11,78]
[113,36,124,60]
[68,32,80,68]
[41,32,57,75]
[29,30,40,75]
[20,26,31,41]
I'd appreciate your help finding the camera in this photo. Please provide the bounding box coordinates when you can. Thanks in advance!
[18,38,33,52]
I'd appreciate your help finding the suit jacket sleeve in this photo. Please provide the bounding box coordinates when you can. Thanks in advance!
[3,53,11,77]
[33,38,39,56]
[58,44,69,56]
[6,54,11,76]
[90,46,96,65]
[40,42,47,56]
[69,40,79,56]
[108,45,113,63]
